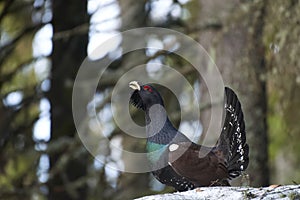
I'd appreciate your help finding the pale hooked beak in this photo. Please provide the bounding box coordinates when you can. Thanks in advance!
[129,81,141,91]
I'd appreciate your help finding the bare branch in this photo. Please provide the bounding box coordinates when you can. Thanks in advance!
[185,21,223,34]
[52,23,90,41]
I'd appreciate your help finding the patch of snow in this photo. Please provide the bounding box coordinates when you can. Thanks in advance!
[135,185,300,200]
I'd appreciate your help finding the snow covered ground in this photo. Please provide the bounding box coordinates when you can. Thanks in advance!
[135,185,300,200]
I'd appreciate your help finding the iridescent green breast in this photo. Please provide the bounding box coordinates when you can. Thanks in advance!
[146,142,167,163]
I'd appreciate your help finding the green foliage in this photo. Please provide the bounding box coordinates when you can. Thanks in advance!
[0,145,38,191]
[0,0,42,199]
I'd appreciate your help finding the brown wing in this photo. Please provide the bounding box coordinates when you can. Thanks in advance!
[168,142,229,187]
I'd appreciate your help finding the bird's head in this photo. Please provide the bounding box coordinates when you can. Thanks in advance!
[129,81,164,111]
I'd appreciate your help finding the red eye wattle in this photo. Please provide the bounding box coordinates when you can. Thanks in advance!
[143,85,153,92]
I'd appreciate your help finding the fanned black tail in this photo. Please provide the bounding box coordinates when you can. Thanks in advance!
[217,87,249,179]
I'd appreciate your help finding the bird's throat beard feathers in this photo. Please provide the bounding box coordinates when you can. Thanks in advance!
[130,90,145,110]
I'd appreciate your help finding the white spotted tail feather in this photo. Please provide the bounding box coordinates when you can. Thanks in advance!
[217,87,249,179]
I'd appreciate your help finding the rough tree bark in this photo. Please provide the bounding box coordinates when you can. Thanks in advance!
[217,0,269,187]
[264,0,300,184]
[197,0,269,186]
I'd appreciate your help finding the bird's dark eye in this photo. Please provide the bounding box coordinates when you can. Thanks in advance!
[143,85,153,92]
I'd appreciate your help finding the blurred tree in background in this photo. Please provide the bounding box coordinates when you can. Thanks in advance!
[48,0,89,199]
[0,0,299,199]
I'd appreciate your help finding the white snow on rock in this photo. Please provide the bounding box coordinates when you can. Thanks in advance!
[135,185,300,200]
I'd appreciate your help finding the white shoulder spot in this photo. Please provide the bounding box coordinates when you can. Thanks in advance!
[169,144,179,152]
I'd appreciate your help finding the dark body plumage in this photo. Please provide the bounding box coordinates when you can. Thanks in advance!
[129,81,249,191]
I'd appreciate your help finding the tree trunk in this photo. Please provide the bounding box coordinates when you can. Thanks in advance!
[48,0,89,199]
[114,1,154,199]
[197,0,269,186]
[216,1,269,187]
[264,0,300,184]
